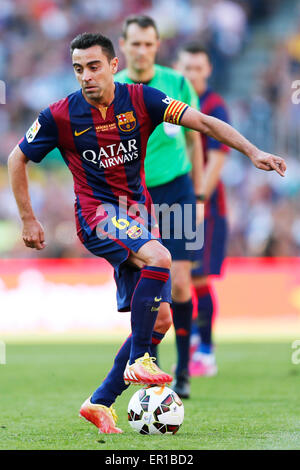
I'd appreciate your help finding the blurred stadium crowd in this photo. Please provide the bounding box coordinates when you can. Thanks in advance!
[1,0,299,258]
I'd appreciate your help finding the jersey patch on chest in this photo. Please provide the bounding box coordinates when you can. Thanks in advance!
[116,111,136,132]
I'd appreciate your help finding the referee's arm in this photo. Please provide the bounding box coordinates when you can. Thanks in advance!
[185,130,204,198]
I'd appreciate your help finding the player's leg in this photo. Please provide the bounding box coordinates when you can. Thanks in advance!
[189,215,227,377]
[171,259,193,398]
[81,302,173,433]
[88,302,172,407]
[123,239,174,385]
[87,247,173,414]
[80,214,171,432]
[189,274,217,377]
[94,209,172,375]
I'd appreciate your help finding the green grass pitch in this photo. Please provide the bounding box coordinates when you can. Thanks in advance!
[0,341,299,450]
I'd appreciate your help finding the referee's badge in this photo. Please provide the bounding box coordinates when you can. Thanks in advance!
[116,111,136,132]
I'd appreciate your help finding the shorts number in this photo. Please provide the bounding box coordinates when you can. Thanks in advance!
[111,216,130,230]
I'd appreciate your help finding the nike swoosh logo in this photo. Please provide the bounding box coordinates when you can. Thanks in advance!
[151,306,160,312]
[74,127,92,137]
[154,297,162,302]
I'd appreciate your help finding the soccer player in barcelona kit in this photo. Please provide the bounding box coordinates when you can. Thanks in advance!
[116,15,204,398]
[8,33,286,434]
[176,43,231,377]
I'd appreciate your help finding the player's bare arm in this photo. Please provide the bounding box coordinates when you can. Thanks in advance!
[180,107,287,177]
[8,145,45,250]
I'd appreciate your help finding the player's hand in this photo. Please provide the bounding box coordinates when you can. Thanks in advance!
[22,219,46,250]
[250,150,286,177]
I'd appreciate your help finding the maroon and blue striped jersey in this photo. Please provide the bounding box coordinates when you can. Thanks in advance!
[19,82,188,240]
[199,88,230,218]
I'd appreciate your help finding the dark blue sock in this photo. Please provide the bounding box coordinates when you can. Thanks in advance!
[195,285,214,354]
[172,299,193,376]
[91,331,165,407]
[129,266,170,364]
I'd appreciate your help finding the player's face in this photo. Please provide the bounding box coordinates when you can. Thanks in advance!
[119,24,159,73]
[176,52,212,95]
[72,45,118,103]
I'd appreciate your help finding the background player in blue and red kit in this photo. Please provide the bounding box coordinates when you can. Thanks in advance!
[176,42,230,376]
[8,33,286,435]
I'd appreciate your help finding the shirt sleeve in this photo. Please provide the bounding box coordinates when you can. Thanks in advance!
[19,107,58,163]
[206,104,230,153]
[142,85,189,129]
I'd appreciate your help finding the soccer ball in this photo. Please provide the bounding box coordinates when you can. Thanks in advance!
[127,385,184,435]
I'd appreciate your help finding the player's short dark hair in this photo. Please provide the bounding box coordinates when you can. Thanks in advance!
[178,41,211,62]
[70,32,116,61]
[122,15,159,39]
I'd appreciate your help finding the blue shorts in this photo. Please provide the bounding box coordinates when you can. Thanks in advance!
[148,173,196,261]
[191,214,227,276]
[82,205,172,312]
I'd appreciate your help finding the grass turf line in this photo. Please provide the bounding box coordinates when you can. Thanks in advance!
[0,341,299,450]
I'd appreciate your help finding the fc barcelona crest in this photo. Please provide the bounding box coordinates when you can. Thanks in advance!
[126,225,142,239]
[116,111,136,132]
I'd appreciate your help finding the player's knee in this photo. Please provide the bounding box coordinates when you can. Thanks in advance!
[172,275,191,301]
[192,275,208,289]
[147,245,171,270]
[171,261,192,301]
